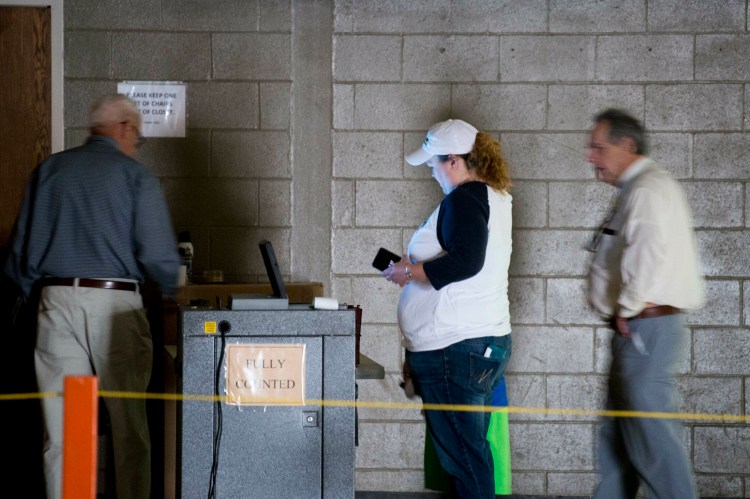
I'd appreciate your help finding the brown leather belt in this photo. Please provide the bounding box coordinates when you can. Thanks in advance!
[41,277,138,292]
[631,305,681,320]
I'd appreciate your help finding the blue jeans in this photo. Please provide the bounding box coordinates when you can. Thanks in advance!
[407,335,512,499]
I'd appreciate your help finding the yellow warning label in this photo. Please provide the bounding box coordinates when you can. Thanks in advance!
[204,322,217,334]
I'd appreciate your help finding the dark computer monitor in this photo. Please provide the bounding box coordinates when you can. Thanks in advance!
[258,240,287,299]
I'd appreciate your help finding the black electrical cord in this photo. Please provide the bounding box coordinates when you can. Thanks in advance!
[207,321,230,499]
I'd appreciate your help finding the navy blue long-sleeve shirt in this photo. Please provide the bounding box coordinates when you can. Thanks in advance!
[423,181,490,290]
[5,135,180,298]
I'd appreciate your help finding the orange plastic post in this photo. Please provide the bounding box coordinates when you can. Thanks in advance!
[62,376,98,499]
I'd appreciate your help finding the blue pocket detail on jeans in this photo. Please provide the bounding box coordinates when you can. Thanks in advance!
[468,353,508,396]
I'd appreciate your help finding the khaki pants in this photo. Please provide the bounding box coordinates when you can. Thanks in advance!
[34,284,152,499]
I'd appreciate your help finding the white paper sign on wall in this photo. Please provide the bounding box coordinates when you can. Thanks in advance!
[117,81,186,138]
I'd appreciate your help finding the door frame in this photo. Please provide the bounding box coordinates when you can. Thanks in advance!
[1,0,63,152]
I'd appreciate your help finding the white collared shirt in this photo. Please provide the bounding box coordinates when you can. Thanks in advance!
[588,158,704,318]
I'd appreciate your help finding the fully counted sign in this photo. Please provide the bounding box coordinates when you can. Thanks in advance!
[225,344,306,406]
[117,81,186,137]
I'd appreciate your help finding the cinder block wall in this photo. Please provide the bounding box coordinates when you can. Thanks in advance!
[63,0,749,497]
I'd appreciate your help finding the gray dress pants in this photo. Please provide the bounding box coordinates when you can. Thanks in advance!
[594,313,698,499]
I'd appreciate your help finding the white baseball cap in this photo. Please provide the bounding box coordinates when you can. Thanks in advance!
[405,119,479,166]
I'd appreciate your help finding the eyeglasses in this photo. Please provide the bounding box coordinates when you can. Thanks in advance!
[121,121,146,149]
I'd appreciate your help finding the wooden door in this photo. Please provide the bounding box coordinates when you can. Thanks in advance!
[0,6,51,248]
[0,7,50,499]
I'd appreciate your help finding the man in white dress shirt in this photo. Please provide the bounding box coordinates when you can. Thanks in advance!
[586,108,703,499]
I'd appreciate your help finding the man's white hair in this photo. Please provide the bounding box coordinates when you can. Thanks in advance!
[88,94,140,129]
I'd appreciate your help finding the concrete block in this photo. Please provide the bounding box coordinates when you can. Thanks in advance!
[211,131,290,178]
[505,374,545,422]
[695,475,744,499]
[333,84,355,129]
[508,471,545,495]
[64,128,88,150]
[679,376,742,418]
[546,375,607,422]
[645,84,744,131]
[212,33,291,80]
[550,0,645,32]
[696,35,750,81]
[403,36,497,82]
[65,0,159,29]
[355,470,425,493]
[258,180,290,227]
[188,82,258,129]
[596,35,693,82]
[260,83,291,129]
[451,85,546,131]
[502,133,591,180]
[548,85,644,130]
[696,231,750,277]
[138,130,211,178]
[333,180,354,227]
[549,181,615,228]
[499,36,595,82]
[333,35,401,82]
[648,133,692,179]
[161,0,257,31]
[694,328,750,375]
[209,227,290,276]
[333,0,546,34]
[353,84,450,130]
[332,132,403,178]
[694,427,750,473]
[547,472,599,496]
[356,374,424,422]
[687,279,741,326]
[355,180,443,227]
[511,181,547,228]
[355,422,424,468]
[332,228,402,274]
[333,0,357,33]
[694,133,750,179]
[331,277,353,306]
[594,327,614,373]
[111,32,210,80]
[359,324,402,374]
[64,80,118,128]
[546,278,602,326]
[351,277,402,324]
[509,230,592,277]
[161,178,258,227]
[506,326,594,373]
[509,422,595,470]
[683,181,743,228]
[64,31,110,78]
[260,0,291,32]
[648,0,746,32]
[508,277,545,325]
[745,281,750,326]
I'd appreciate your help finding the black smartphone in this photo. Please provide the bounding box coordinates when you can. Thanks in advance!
[372,247,401,271]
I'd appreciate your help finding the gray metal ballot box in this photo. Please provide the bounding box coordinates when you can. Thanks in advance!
[177,305,356,498]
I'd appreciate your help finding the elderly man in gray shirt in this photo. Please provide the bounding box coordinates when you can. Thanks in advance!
[585,108,703,499]
[5,94,179,499]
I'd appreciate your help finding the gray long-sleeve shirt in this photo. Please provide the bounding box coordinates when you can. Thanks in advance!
[4,135,180,298]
